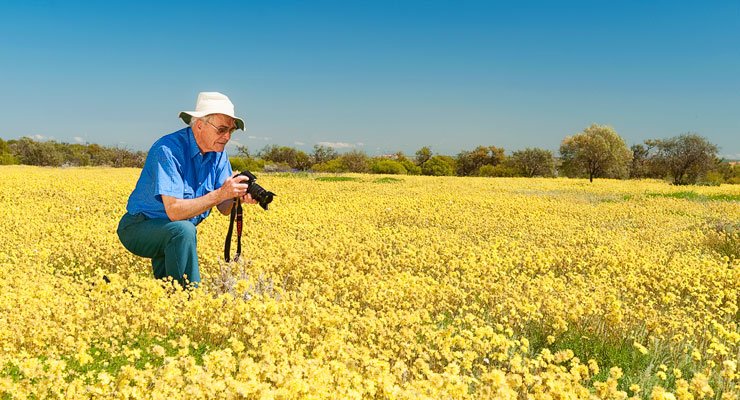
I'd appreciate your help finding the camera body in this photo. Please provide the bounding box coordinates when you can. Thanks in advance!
[236,170,276,210]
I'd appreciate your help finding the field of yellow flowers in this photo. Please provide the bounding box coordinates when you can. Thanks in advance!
[0,165,738,399]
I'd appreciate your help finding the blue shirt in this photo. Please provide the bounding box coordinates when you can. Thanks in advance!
[126,127,233,225]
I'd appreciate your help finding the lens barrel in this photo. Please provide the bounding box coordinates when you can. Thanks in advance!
[237,171,276,210]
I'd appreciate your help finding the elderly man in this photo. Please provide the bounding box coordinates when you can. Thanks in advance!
[117,92,256,288]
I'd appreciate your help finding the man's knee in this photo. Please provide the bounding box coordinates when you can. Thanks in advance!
[167,221,197,242]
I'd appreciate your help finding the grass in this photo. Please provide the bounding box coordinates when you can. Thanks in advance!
[1,333,214,387]
[314,176,362,182]
[647,191,740,202]
[526,326,653,387]
[373,177,404,184]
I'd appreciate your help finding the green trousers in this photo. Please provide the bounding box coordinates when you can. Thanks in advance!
[117,213,200,288]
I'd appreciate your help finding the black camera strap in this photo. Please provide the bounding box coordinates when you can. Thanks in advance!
[224,198,243,262]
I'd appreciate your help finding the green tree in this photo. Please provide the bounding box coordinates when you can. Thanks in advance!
[456,145,506,176]
[414,146,432,166]
[235,145,251,158]
[422,155,455,176]
[0,138,18,165]
[340,150,370,173]
[259,145,311,170]
[0,138,10,154]
[311,144,339,165]
[510,148,555,177]
[649,133,719,185]
[559,124,632,182]
[400,160,421,175]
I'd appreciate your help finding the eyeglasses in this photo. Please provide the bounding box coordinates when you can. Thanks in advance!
[203,119,237,135]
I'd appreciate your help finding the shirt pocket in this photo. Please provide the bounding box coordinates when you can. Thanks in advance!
[203,180,214,193]
[183,184,195,199]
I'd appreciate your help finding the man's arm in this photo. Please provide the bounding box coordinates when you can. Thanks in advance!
[161,174,249,221]
[161,174,258,221]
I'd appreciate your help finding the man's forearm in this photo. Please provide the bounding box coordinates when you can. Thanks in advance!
[162,190,228,221]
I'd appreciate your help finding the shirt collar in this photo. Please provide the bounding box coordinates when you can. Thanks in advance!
[186,127,203,160]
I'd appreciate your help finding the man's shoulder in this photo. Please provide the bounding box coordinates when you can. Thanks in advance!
[149,128,191,157]
[153,128,190,148]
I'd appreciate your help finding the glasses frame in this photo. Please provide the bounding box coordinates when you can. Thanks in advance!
[202,119,237,135]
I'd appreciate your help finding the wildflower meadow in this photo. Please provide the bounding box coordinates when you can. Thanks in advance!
[0,166,738,399]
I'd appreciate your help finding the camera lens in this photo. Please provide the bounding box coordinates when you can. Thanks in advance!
[248,183,275,210]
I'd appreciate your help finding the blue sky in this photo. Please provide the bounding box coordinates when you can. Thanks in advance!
[1,0,738,158]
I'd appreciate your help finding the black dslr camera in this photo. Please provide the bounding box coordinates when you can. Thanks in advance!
[236,170,276,210]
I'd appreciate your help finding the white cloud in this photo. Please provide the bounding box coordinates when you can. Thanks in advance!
[294,141,305,146]
[720,153,740,160]
[33,134,46,140]
[74,136,84,143]
[356,142,365,147]
[317,142,355,149]
[247,135,271,141]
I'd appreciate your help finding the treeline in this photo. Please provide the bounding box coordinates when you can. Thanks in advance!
[0,137,146,167]
[2,125,738,185]
[232,124,738,185]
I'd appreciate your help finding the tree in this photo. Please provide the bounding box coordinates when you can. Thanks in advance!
[559,124,632,182]
[649,133,719,185]
[259,145,310,170]
[456,146,505,176]
[510,148,555,177]
[421,155,455,176]
[234,145,251,158]
[340,150,370,173]
[414,146,432,166]
[629,143,652,179]
[311,144,338,165]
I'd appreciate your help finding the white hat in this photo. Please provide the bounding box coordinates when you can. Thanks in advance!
[179,92,245,131]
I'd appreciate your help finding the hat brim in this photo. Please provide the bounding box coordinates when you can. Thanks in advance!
[179,111,245,131]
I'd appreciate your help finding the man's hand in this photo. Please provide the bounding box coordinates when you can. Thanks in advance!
[218,172,250,203]
[215,172,259,215]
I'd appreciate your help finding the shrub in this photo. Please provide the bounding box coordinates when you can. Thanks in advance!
[0,153,19,165]
[229,157,248,172]
[400,160,421,175]
[371,159,407,175]
[421,156,455,176]
[478,164,518,177]
[704,220,739,262]
[312,159,347,173]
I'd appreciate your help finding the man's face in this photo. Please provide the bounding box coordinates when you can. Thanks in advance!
[194,114,237,153]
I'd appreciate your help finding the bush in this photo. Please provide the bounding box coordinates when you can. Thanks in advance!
[371,159,407,175]
[400,160,421,175]
[421,156,455,176]
[229,157,248,172]
[699,171,724,186]
[704,220,739,262]
[341,150,370,173]
[478,164,518,177]
[312,159,347,173]
[230,157,266,172]
[0,153,19,165]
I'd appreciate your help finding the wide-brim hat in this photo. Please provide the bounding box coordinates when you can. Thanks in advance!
[179,92,245,131]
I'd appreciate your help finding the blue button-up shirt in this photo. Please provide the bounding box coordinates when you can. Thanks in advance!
[126,127,233,225]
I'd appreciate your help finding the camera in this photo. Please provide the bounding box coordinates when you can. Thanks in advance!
[236,170,276,210]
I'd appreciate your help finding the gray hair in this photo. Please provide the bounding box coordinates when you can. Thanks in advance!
[189,114,213,128]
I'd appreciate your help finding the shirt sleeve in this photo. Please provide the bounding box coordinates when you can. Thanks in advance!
[214,152,234,190]
[154,145,185,199]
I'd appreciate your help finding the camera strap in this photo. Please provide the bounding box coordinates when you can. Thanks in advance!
[224,198,243,262]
